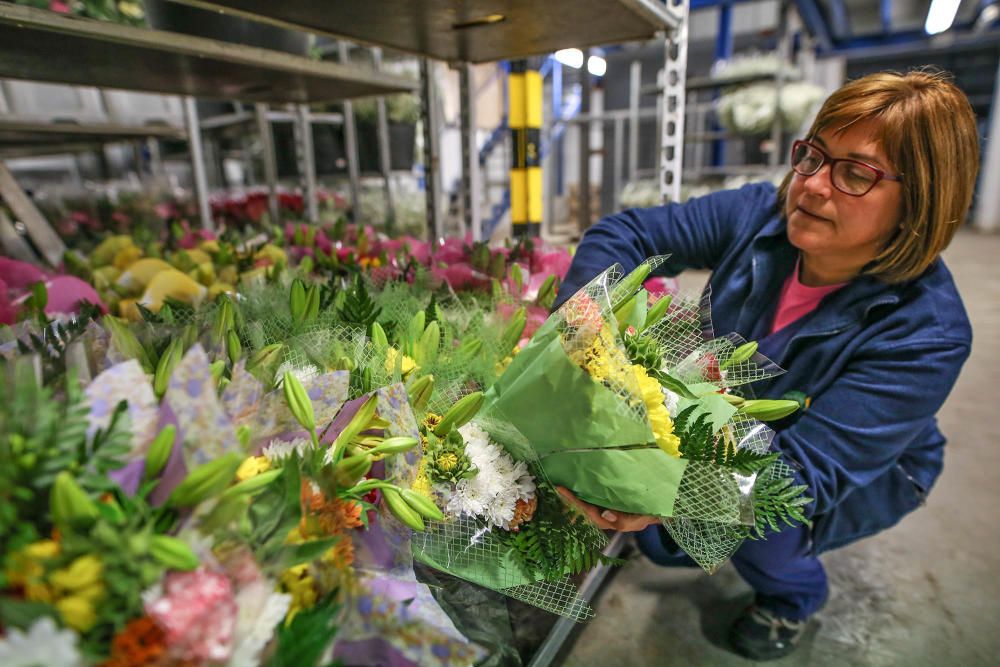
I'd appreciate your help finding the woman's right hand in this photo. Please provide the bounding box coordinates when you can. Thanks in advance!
[556,487,661,532]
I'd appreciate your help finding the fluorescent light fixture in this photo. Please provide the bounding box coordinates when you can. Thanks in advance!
[554,48,584,69]
[587,55,607,77]
[925,0,961,35]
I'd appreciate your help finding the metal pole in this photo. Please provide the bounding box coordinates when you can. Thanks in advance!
[975,58,1000,231]
[182,96,213,231]
[372,47,396,233]
[628,59,642,184]
[420,58,443,239]
[613,116,625,210]
[660,1,689,205]
[712,1,734,167]
[547,59,563,234]
[770,3,791,168]
[254,102,280,224]
[459,63,482,241]
[338,42,361,223]
[294,104,319,223]
[579,49,592,231]
[146,137,164,181]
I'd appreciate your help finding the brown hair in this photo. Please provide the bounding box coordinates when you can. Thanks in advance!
[778,69,980,283]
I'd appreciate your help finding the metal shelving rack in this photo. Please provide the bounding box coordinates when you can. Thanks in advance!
[0,1,417,258]
[168,0,688,239]
[0,2,691,663]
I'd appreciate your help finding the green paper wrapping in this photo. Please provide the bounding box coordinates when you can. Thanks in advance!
[413,545,538,591]
[540,448,689,516]
[484,319,654,455]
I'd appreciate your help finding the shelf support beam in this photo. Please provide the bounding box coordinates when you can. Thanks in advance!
[182,96,213,232]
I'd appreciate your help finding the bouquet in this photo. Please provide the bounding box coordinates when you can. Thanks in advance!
[447,257,812,575]
[0,311,485,665]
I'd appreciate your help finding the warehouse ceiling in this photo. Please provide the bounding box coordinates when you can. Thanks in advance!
[816,0,982,38]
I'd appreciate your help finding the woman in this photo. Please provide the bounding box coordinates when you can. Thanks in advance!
[555,70,979,660]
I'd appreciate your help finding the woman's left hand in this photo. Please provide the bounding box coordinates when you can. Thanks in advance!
[556,487,661,532]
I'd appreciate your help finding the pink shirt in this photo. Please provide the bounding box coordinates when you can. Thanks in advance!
[769,258,847,335]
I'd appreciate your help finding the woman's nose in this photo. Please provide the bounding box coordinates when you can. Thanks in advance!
[802,164,833,198]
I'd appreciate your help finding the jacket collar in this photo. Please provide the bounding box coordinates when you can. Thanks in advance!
[742,215,901,341]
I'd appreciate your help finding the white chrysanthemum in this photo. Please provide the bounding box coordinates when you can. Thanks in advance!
[458,421,489,443]
[445,422,537,530]
[263,437,313,463]
[0,617,81,667]
[448,478,487,517]
[661,386,682,418]
[229,581,292,667]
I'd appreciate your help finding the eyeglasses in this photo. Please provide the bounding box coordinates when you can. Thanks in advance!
[790,140,902,197]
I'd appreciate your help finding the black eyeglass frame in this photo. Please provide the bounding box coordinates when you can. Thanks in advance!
[790,139,903,197]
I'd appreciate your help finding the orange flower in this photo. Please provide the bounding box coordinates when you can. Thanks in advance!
[100,616,168,667]
[296,481,364,572]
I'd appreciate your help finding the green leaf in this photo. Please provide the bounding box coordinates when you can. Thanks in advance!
[0,598,56,629]
[650,370,699,400]
[285,538,339,567]
[268,595,342,667]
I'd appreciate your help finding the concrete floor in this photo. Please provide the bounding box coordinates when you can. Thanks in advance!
[559,229,1000,667]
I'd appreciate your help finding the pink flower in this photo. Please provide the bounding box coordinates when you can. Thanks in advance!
[0,279,16,325]
[0,257,47,290]
[368,264,403,287]
[378,237,432,266]
[430,263,488,291]
[315,230,333,255]
[49,0,70,13]
[644,276,679,299]
[155,202,178,220]
[42,276,107,316]
[497,302,549,341]
[146,568,237,663]
[432,237,467,264]
[531,249,573,280]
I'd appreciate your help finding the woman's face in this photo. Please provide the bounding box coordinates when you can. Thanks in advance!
[785,121,904,274]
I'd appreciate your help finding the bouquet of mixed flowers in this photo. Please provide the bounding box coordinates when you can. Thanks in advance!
[0,304,485,665]
[414,256,811,600]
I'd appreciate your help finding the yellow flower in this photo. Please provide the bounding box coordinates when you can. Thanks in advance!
[633,365,681,458]
[569,326,618,383]
[25,540,60,560]
[43,555,106,631]
[280,564,317,623]
[411,457,433,498]
[5,540,59,588]
[385,347,418,377]
[437,452,458,471]
[49,555,103,594]
[236,455,271,481]
[118,1,145,20]
[56,595,98,632]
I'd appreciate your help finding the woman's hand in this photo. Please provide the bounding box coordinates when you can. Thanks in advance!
[556,487,661,532]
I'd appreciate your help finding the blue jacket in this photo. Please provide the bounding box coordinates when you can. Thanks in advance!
[558,182,972,554]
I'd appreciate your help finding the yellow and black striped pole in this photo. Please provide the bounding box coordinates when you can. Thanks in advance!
[509,60,542,238]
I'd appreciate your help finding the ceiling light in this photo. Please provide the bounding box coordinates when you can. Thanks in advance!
[925,0,961,35]
[587,55,607,77]
[554,48,584,69]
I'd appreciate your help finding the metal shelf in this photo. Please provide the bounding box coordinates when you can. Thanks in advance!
[0,3,417,104]
[168,0,682,63]
[0,119,184,154]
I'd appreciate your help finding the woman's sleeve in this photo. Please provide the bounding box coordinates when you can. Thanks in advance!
[773,336,970,517]
[556,183,772,307]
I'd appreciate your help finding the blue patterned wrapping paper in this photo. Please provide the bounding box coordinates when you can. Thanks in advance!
[84,359,159,454]
[163,344,239,466]
[255,370,351,445]
[335,383,484,666]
